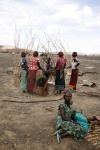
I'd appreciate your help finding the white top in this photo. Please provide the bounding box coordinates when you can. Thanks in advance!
[71,57,80,69]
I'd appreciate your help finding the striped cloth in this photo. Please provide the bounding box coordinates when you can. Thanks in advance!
[85,124,100,149]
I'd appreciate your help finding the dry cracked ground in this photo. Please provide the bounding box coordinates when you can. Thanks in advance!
[0,52,100,150]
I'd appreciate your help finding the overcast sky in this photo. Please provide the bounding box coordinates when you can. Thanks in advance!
[0,0,100,54]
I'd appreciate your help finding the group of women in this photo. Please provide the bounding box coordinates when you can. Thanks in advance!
[20,51,79,95]
[54,51,80,93]
[20,51,99,143]
[20,51,49,95]
[20,50,80,95]
[20,51,66,95]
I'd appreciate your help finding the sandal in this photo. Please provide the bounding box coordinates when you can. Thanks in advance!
[54,129,62,143]
[54,129,61,136]
[57,132,62,143]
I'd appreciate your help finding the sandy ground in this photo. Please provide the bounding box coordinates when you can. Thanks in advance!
[0,53,100,150]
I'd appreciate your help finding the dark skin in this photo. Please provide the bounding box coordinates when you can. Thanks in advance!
[55,58,66,70]
[37,62,42,70]
[73,57,80,68]
[60,95,76,122]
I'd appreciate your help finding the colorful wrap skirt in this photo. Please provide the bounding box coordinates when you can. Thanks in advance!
[55,70,65,91]
[68,68,78,88]
[27,70,37,92]
[33,77,48,95]
[20,69,28,91]
[55,115,86,141]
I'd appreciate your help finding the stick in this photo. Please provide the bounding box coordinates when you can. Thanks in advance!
[2,98,63,103]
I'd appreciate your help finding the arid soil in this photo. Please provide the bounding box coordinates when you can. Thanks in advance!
[0,53,100,150]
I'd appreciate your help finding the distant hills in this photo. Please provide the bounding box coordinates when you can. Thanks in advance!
[0,45,15,49]
[0,45,20,53]
[0,45,100,56]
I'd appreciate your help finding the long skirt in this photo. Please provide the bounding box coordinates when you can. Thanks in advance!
[55,116,86,141]
[55,70,65,91]
[68,68,78,88]
[20,69,28,91]
[27,70,37,92]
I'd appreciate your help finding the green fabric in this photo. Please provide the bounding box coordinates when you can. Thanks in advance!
[36,69,43,81]
[20,69,28,91]
[55,102,86,141]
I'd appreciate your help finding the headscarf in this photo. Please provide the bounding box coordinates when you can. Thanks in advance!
[21,52,26,57]
[72,52,77,57]
[63,89,72,97]
[33,51,38,57]
[58,51,64,57]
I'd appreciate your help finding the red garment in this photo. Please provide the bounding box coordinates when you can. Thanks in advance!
[68,68,78,88]
[29,56,40,70]
[27,70,37,92]
[28,56,40,92]
[33,69,48,95]
[56,57,66,69]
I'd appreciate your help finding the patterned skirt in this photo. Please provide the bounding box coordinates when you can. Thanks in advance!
[27,70,37,92]
[55,70,65,91]
[33,85,48,95]
[55,116,86,141]
[33,77,49,95]
[68,68,78,88]
[20,69,28,91]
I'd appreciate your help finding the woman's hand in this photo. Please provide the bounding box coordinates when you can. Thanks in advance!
[71,110,76,119]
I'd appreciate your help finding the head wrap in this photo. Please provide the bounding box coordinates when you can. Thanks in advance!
[72,52,77,57]
[63,89,72,97]
[33,51,38,57]
[58,51,64,57]
[21,52,26,57]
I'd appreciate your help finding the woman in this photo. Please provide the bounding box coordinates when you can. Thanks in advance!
[55,89,89,143]
[20,52,29,92]
[54,51,66,94]
[27,51,41,93]
[68,52,80,90]
[33,69,49,95]
[45,54,51,70]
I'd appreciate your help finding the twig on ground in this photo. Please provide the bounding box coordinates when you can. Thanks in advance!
[2,97,63,103]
